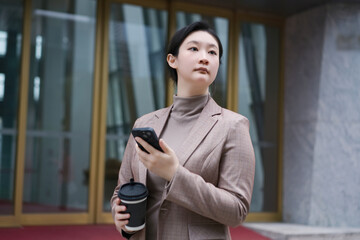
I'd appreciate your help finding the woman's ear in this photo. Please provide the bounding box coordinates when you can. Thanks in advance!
[167,54,177,69]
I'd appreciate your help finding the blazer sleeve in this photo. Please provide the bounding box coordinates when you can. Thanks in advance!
[110,122,138,218]
[164,117,255,227]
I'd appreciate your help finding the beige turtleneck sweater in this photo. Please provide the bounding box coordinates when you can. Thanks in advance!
[145,94,210,239]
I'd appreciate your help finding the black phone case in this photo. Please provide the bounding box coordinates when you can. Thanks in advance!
[131,127,163,153]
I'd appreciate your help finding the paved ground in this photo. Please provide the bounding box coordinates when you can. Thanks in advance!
[244,223,360,240]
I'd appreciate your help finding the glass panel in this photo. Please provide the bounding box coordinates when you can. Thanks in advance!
[23,0,97,213]
[176,12,229,107]
[238,22,280,212]
[104,3,168,211]
[0,0,23,215]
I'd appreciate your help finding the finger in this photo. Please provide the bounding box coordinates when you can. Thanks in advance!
[135,137,156,154]
[135,143,150,160]
[116,213,130,221]
[115,205,127,213]
[112,199,120,210]
[135,145,153,170]
[134,143,142,154]
[159,139,172,154]
[116,219,129,230]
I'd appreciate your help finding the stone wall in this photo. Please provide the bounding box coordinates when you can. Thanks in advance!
[283,3,360,227]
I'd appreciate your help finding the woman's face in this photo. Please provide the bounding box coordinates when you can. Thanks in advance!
[168,30,220,96]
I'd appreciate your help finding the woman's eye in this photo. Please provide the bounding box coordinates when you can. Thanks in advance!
[209,50,217,55]
[189,47,198,51]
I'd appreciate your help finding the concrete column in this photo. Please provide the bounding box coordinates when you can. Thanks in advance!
[283,3,360,227]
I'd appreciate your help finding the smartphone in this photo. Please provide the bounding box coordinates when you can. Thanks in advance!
[131,127,163,153]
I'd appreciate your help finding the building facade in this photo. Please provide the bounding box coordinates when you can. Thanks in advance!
[0,0,359,228]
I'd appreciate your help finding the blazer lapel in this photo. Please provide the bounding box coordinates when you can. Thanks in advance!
[139,105,173,185]
[176,97,222,166]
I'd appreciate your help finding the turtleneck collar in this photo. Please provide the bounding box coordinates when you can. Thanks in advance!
[171,94,209,117]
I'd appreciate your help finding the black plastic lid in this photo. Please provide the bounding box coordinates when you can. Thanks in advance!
[118,178,148,201]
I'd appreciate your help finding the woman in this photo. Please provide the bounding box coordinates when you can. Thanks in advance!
[111,21,255,240]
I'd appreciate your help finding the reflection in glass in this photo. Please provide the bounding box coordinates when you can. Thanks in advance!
[104,3,168,211]
[238,22,280,212]
[0,31,8,56]
[0,0,23,215]
[176,12,229,107]
[22,0,97,213]
[0,73,5,100]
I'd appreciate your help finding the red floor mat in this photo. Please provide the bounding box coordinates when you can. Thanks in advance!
[230,226,270,240]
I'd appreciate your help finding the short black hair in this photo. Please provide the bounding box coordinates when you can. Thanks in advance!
[166,21,223,84]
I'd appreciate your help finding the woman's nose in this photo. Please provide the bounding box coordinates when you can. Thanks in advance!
[199,51,209,64]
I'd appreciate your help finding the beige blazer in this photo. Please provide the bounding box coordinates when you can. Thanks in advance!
[111,97,255,240]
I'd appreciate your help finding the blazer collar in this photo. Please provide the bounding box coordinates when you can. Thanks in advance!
[139,96,222,184]
[139,105,172,184]
[176,97,221,166]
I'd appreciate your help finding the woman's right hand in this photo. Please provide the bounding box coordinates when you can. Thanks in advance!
[112,198,133,234]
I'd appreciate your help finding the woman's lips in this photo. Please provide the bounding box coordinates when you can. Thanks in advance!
[195,67,209,73]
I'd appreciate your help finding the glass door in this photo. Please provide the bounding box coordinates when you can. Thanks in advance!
[237,21,281,219]
[0,0,24,218]
[20,0,98,224]
[96,0,168,223]
[0,0,283,227]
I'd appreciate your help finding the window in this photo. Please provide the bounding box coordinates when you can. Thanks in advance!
[104,3,168,211]
[238,22,280,212]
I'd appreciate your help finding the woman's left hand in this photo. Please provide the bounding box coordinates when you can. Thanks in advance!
[135,137,179,181]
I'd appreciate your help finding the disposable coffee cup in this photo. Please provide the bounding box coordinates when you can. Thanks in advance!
[118,178,148,231]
